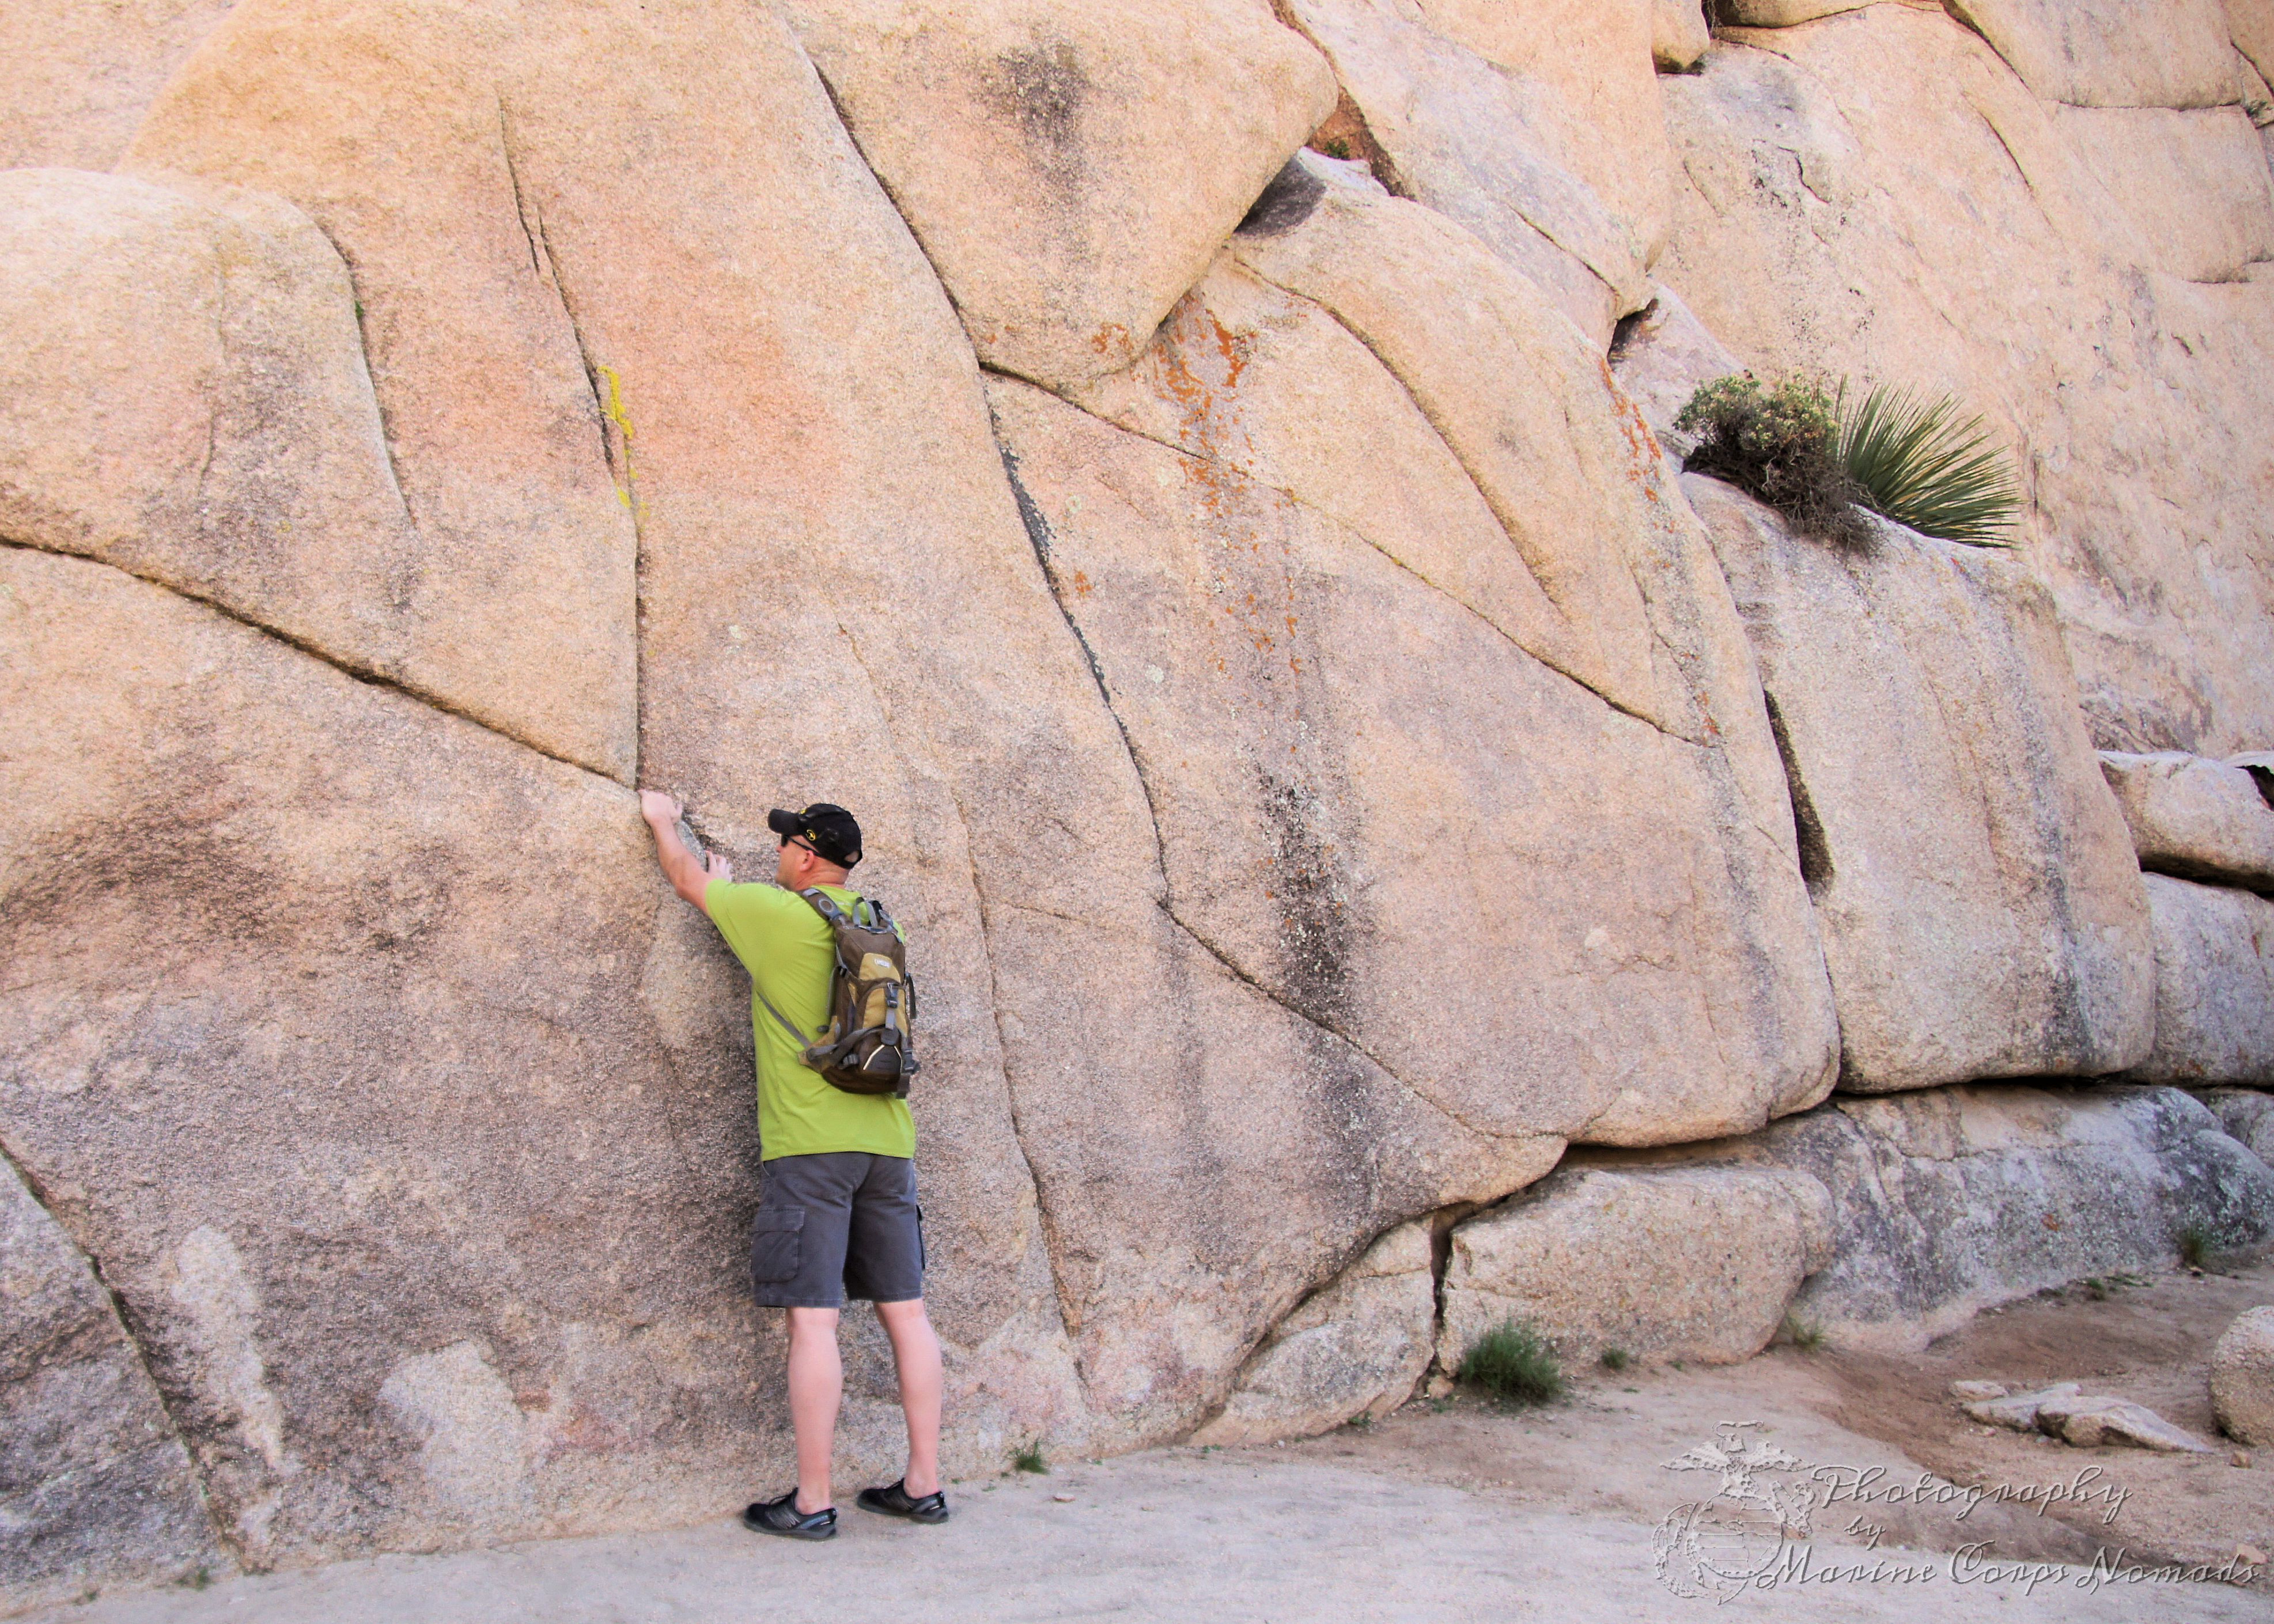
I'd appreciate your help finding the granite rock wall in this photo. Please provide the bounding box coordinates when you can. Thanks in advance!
[2,0,2269,1603]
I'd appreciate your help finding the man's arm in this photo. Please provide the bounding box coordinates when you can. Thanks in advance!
[639,790,732,913]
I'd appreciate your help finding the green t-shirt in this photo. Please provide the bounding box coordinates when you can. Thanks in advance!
[703,880,916,1162]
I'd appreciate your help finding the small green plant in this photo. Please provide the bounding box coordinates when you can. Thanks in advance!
[1320,137,1352,160]
[1837,384,2019,546]
[1459,1319,1565,1406]
[1599,1346,1630,1372]
[1677,374,1874,548]
[2179,1225,2220,1270]
[1782,1312,1826,1353]
[1012,1445,1048,1474]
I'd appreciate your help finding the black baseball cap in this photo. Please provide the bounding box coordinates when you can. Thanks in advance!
[767,802,862,869]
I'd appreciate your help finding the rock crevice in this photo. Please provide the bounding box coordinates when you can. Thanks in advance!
[0,534,616,785]
[0,1130,232,1604]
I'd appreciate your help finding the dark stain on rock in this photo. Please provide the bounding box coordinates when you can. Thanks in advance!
[986,39,1088,199]
[1258,770,1353,1028]
[1235,156,1325,238]
[1,806,290,960]
[1760,690,1833,899]
[351,850,456,955]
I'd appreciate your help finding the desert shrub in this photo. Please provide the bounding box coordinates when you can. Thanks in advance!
[1012,1445,1048,1474]
[1599,1346,1630,1372]
[1780,1311,1826,1353]
[1837,385,2020,546]
[1459,1319,1564,1406]
[2178,1224,2220,1271]
[1675,374,1874,548]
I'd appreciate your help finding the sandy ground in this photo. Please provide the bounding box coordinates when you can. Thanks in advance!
[30,1264,2274,1623]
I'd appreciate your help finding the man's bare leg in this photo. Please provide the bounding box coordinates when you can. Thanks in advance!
[875,1298,943,1496]
[786,1307,842,1512]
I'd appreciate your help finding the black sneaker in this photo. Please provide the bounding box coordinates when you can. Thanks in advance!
[743,1490,837,1540]
[856,1479,950,1524]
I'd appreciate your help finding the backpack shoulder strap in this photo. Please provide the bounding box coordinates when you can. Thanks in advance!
[754,889,852,1043]
[754,984,818,1043]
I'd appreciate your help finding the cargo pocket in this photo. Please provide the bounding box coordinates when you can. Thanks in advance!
[750,1207,805,1285]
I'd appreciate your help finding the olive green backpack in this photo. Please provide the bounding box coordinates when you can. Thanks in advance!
[754,888,918,1097]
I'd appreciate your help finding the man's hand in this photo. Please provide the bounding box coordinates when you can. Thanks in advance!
[638,788,716,913]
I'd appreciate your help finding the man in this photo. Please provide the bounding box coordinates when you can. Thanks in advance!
[638,790,948,1539]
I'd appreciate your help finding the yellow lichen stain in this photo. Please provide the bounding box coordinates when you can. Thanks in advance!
[598,364,645,521]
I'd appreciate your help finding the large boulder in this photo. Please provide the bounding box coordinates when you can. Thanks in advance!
[2198,1087,2274,1163]
[1942,0,2244,108]
[2098,751,2274,888]
[126,0,648,779]
[777,0,1335,391]
[1282,0,1664,342]
[1703,1084,2274,1350]
[1437,1164,1833,1370]
[1659,5,2274,756]
[1689,476,2152,1092]
[2129,876,2274,1085]
[0,1,233,169]
[1391,0,1673,254]
[1193,1221,1435,1445]
[1002,157,1839,1156]
[2211,1305,2274,1447]
[0,168,584,767]
[1,1154,224,1610]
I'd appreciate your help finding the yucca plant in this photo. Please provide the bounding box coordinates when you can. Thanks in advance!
[1836,384,2021,547]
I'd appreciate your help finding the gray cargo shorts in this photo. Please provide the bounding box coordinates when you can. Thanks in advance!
[749,1152,925,1309]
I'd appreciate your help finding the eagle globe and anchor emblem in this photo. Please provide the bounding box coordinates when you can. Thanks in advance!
[1652,1422,1825,1602]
